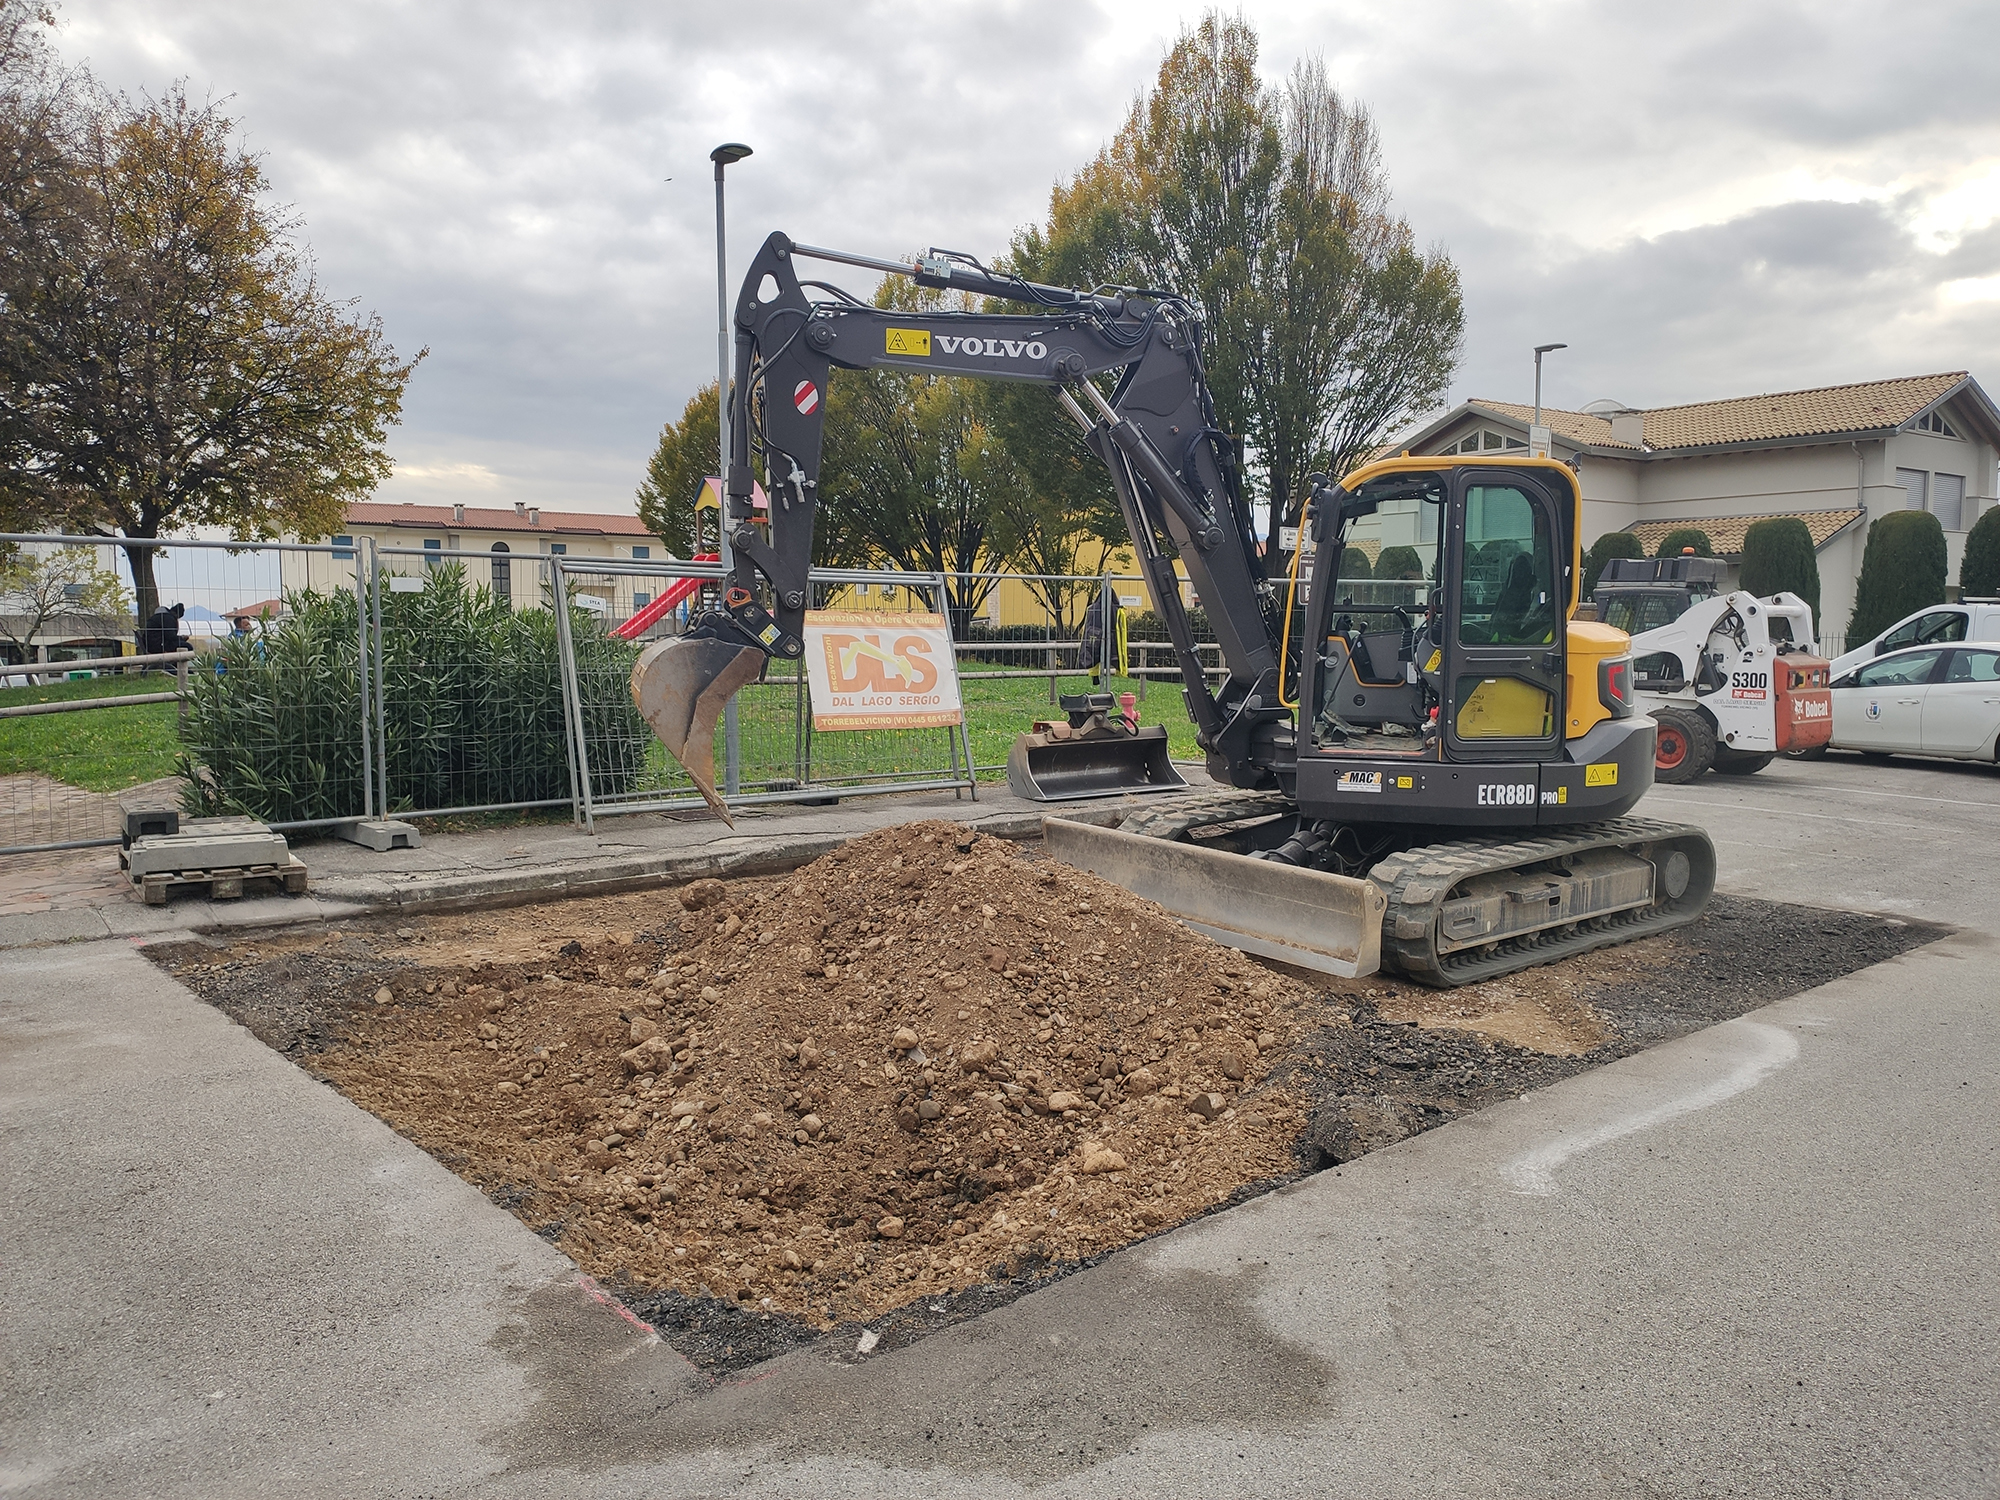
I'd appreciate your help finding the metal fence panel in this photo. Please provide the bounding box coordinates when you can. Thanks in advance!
[0,534,370,854]
[555,560,975,825]
[366,546,585,822]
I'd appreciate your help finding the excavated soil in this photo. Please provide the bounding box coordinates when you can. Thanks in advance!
[153,820,1946,1374]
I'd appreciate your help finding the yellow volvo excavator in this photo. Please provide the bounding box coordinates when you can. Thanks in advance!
[631,232,1715,986]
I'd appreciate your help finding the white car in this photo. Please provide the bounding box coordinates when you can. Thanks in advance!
[1828,600,2000,679]
[1821,642,2000,762]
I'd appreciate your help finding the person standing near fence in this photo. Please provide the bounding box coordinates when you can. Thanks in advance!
[140,602,190,663]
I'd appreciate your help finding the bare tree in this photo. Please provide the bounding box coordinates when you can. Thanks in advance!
[0,544,130,662]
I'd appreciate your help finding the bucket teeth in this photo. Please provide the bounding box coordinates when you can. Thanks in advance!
[630,637,767,824]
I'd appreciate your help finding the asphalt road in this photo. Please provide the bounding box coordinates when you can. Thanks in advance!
[2,752,1995,1498]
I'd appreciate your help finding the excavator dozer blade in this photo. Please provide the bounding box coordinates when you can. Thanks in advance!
[1005,724,1190,802]
[1043,817,1386,978]
[631,636,768,824]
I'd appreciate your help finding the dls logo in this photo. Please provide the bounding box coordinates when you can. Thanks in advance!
[822,633,940,694]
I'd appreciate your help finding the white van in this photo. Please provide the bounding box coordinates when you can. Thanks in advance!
[1829,599,2000,679]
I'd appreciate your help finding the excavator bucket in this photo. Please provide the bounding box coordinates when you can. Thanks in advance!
[1044,817,1385,978]
[1006,724,1189,802]
[631,636,767,824]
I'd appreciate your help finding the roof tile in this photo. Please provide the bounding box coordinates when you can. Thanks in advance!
[1627,509,1864,555]
[1471,372,1967,452]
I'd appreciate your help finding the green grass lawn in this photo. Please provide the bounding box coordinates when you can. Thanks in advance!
[0,660,1207,803]
[0,672,185,792]
[597,668,1202,801]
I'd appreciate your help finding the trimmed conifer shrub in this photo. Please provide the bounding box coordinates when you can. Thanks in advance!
[1375,545,1425,581]
[1654,527,1714,559]
[1847,509,1948,646]
[1583,531,1644,593]
[1738,517,1821,628]
[1338,546,1374,580]
[1960,506,2000,598]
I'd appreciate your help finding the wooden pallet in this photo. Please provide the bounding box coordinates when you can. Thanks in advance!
[129,855,309,906]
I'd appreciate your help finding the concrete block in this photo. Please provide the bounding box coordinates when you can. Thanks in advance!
[122,807,178,843]
[125,827,291,880]
[334,819,422,852]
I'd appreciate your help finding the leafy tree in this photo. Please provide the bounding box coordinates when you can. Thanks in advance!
[1374,544,1424,581]
[1011,11,1462,562]
[977,387,1119,636]
[1959,506,2000,598]
[0,73,421,623]
[1582,530,1644,593]
[636,382,717,556]
[1738,517,1820,627]
[817,278,1005,632]
[1653,528,1713,559]
[1337,545,1373,579]
[0,543,129,658]
[1848,510,1947,645]
[639,380,863,570]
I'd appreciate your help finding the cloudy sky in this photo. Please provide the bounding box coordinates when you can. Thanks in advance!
[54,0,2000,517]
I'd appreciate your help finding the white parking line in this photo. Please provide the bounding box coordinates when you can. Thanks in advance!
[1737,779,2000,809]
[1502,1020,1800,1196]
[1645,797,1973,832]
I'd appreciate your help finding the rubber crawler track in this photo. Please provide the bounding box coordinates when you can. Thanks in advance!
[1366,817,1718,988]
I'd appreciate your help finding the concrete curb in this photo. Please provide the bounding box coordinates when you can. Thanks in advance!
[0,803,1121,952]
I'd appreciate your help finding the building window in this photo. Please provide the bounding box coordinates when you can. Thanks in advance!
[1913,409,1960,438]
[424,538,442,567]
[631,545,650,559]
[1934,473,1966,532]
[331,534,354,560]
[633,592,652,610]
[1896,468,1929,512]
[549,543,566,555]
[1449,429,1526,455]
[491,542,511,602]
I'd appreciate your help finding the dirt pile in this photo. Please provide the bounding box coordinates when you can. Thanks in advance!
[307,820,1333,1325]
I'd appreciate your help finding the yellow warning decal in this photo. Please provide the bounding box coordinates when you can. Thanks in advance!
[1584,762,1618,786]
[1557,786,1568,803]
[885,328,931,356]
[1395,775,1413,789]
[1425,648,1442,672]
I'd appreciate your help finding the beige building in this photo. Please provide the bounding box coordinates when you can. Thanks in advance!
[1400,372,2000,651]
[282,501,674,621]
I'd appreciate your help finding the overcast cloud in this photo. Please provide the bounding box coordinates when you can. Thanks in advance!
[51,0,2000,516]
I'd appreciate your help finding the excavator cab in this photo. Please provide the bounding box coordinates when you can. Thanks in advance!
[1290,457,1655,827]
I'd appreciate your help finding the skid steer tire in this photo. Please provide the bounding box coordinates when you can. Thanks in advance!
[1784,746,1829,761]
[1653,708,1715,784]
[1712,748,1775,776]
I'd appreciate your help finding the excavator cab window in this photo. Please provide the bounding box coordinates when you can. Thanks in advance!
[1445,478,1565,753]
[1458,487,1556,646]
[1309,481,1442,750]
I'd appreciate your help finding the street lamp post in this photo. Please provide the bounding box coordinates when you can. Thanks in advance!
[711,141,751,798]
[1532,342,1567,428]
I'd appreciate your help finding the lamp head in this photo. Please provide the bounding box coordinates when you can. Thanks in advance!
[710,142,753,166]
[1534,342,1568,355]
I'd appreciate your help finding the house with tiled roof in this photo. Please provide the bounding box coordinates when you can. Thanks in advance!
[1399,372,2000,651]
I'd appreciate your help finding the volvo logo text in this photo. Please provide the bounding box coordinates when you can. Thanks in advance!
[935,336,1047,359]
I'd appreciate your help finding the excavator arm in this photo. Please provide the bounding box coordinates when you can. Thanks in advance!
[637,232,1298,814]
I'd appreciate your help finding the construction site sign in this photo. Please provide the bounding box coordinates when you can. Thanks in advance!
[802,611,964,731]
